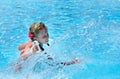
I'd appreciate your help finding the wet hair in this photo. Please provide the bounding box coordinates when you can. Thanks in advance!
[29,23,36,41]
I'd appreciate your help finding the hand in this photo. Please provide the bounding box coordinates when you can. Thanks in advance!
[74,58,80,64]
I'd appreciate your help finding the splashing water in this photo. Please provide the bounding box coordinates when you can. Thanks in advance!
[0,31,82,79]
[0,0,120,79]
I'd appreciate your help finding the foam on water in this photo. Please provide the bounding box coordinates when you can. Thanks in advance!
[0,0,120,79]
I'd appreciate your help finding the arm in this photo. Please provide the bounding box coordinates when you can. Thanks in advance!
[18,41,32,50]
[45,53,79,66]
[61,58,79,66]
[21,46,38,60]
[18,44,27,50]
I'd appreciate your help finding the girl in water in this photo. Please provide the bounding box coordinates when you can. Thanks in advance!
[16,22,79,72]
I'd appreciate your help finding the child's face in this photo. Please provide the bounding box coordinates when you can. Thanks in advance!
[36,29,49,44]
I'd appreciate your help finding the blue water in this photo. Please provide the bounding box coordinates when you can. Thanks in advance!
[0,0,120,79]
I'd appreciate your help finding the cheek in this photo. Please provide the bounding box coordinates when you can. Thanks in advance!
[38,36,46,41]
[42,34,49,39]
[37,36,42,41]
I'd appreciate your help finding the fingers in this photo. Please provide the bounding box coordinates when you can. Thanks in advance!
[74,58,80,64]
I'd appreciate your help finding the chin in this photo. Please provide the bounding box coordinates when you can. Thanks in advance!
[45,40,48,43]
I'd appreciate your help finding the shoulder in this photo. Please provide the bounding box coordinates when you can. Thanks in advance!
[26,41,33,48]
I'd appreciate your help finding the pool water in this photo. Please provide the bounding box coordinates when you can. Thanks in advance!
[0,0,120,79]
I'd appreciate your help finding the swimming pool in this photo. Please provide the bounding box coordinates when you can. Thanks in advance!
[0,0,120,79]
